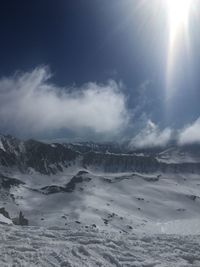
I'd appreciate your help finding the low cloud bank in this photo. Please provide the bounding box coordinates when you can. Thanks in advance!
[130,118,200,149]
[178,118,200,145]
[0,67,129,135]
[1,67,199,146]
[130,120,172,148]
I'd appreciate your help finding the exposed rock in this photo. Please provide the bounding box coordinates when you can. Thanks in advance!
[13,211,28,226]
[0,207,10,219]
[40,185,66,195]
[0,174,25,189]
[103,219,109,225]
[1,134,200,175]
[176,208,186,212]
[136,198,144,201]
[64,173,92,193]
[40,172,92,195]
[0,135,79,175]
[187,195,198,201]
[76,170,89,176]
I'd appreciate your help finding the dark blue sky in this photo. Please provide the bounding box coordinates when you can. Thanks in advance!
[0,0,200,142]
[0,0,166,85]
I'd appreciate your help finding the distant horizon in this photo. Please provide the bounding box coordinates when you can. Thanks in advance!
[2,132,200,150]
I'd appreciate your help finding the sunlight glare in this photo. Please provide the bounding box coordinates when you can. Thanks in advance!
[167,0,192,46]
[166,0,192,101]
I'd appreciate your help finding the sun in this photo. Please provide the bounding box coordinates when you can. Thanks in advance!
[166,0,192,45]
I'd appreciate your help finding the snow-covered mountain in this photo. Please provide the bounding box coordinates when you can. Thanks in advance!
[1,134,200,175]
[0,135,200,266]
[0,134,200,229]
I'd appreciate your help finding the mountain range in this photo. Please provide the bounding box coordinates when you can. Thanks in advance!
[1,134,200,175]
[0,134,200,234]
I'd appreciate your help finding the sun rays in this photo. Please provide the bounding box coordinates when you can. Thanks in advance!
[166,0,192,99]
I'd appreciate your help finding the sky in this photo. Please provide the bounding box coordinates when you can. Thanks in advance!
[0,0,200,146]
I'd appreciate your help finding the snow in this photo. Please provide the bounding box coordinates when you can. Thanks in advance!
[1,170,200,234]
[0,225,199,267]
[1,151,200,266]
[0,140,5,152]
[157,147,200,164]
[0,214,12,225]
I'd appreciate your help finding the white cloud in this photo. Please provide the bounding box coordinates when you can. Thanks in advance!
[178,118,200,145]
[130,120,172,148]
[0,67,129,135]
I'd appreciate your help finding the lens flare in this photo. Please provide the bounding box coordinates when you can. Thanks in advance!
[166,0,192,99]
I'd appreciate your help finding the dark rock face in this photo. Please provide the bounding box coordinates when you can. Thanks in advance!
[0,135,79,175]
[64,173,91,193]
[13,211,28,226]
[0,207,10,219]
[24,140,79,174]
[82,152,160,173]
[0,174,25,189]
[82,151,200,174]
[40,171,92,195]
[40,185,66,195]
[1,134,200,175]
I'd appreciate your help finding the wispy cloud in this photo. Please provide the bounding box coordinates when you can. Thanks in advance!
[130,120,172,148]
[178,118,200,145]
[0,67,129,136]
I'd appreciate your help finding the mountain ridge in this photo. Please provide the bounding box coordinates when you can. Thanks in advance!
[1,134,200,175]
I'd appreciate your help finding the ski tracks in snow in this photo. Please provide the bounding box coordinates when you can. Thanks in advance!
[0,225,200,267]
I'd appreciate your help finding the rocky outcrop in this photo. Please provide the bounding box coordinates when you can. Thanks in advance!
[0,208,28,226]
[40,171,91,195]
[13,211,28,226]
[0,207,10,219]
[64,171,91,192]
[0,174,25,189]
[40,185,66,195]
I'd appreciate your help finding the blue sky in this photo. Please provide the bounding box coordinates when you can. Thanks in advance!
[0,0,200,145]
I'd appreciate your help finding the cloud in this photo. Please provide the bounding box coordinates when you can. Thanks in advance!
[0,67,129,136]
[130,120,172,148]
[178,118,200,145]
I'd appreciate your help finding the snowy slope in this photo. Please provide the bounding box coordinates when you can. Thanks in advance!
[0,135,200,266]
[0,225,200,267]
[157,146,200,164]
[0,214,12,225]
[0,169,199,236]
